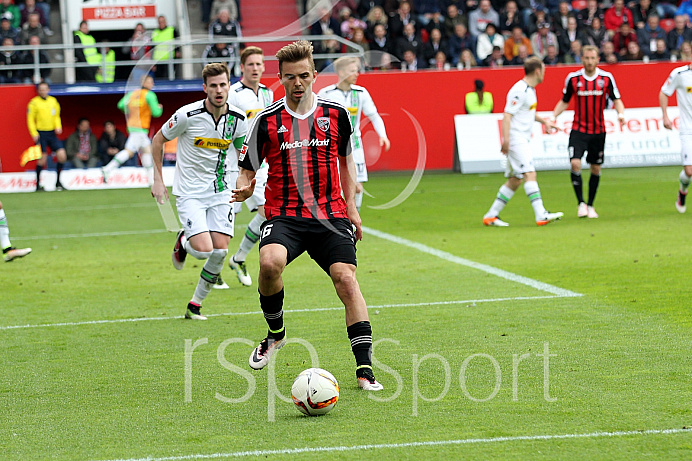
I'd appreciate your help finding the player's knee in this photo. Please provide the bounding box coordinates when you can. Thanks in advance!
[209,248,227,264]
[331,264,358,292]
[259,255,284,280]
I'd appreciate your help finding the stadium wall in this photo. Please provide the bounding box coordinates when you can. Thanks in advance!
[0,61,681,174]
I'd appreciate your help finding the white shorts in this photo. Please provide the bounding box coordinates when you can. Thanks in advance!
[176,193,235,239]
[504,139,535,179]
[233,165,267,214]
[352,146,368,183]
[124,132,152,154]
[682,134,692,166]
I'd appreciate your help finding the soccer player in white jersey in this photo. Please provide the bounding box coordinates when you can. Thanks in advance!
[221,46,274,288]
[483,57,563,227]
[317,56,390,210]
[150,63,248,320]
[660,63,692,213]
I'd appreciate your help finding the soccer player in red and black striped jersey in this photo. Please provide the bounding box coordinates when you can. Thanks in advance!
[233,41,383,391]
[551,45,626,218]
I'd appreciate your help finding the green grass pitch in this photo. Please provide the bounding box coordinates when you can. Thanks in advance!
[1,167,691,460]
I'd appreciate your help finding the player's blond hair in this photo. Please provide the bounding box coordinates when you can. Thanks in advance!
[276,40,315,74]
[241,46,264,65]
[523,56,543,75]
[582,45,599,56]
[202,62,230,84]
[333,56,360,75]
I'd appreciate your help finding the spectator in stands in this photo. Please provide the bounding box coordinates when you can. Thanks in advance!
[509,43,532,64]
[604,0,634,35]
[209,8,242,41]
[613,21,638,55]
[483,44,507,66]
[679,39,692,60]
[637,14,666,56]
[22,35,50,84]
[622,39,644,59]
[389,1,414,39]
[339,7,367,39]
[562,38,583,62]
[20,0,47,32]
[476,22,504,60]
[525,6,551,37]
[370,23,393,54]
[504,25,532,61]
[649,37,671,59]
[0,15,18,44]
[202,41,234,67]
[99,121,127,167]
[66,118,99,169]
[457,48,477,68]
[95,42,115,83]
[448,23,473,65]
[465,79,493,113]
[19,12,46,44]
[124,23,150,61]
[414,0,443,27]
[401,46,426,70]
[657,0,678,19]
[433,50,449,69]
[152,15,180,79]
[600,39,620,62]
[0,37,24,83]
[395,21,423,59]
[551,1,574,35]
[311,6,340,38]
[498,1,521,37]
[582,16,608,48]
[543,43,560,64]
[74,20,99,81]
[520,1,548,30]
[530,22,558,59]
[577,0,605,30]
[358,0,389,18]
[365,6,388,40]
[211,0,239,22]
[0,0,19,30]
[632,0,656,29]
[468,0,499,38]
[351,27,370,51]
[444,4,466,39]
[422,27,447,65]
[557,16,580,57]
[667,15,692,54]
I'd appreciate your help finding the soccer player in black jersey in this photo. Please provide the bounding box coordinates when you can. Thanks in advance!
[233,41,383,391]
[551,45,626,218]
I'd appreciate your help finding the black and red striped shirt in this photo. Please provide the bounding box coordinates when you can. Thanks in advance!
[562,68,621,134]
[238,95,353,220]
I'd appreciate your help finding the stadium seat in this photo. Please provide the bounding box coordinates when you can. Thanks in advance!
[572,0,587,10]
[660,18,675,33]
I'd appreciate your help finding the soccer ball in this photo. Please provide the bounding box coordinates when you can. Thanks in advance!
[291,368,339,416]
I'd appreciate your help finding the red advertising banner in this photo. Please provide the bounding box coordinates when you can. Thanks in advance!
[82,5,156,21]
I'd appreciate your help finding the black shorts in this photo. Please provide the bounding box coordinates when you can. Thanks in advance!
[38,130,64,153]
[568,131,606,165]
[258,216,357,274]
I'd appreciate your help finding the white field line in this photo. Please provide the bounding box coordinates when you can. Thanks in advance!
[362,226,582,298]
[100,427,692,461]
[0,295,560,331]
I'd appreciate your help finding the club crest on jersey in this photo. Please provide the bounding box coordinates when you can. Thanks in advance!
[596,79,604,89]
[168,114,177,129]
[316,117,330,132]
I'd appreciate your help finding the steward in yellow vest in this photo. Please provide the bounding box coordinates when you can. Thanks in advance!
[74,21,99,81]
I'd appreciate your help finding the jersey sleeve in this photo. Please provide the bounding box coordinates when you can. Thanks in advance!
[607,75,621,100]
[561,75,573,103]
[160,108,187,141]
[504,86,524,115]
[146,91,163,118]
[361,88,378,118]
[661,70,678,97]
[53,99,62,132]
[233,115,248,149]
[117,92,129,113]
[238,115,268,171]
[338,106,353,157]
[26,100,37,137]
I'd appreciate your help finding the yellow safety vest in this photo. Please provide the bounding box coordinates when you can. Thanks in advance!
[95,49,116,83]
[74,31,100,65]
[152,26,175,61]
[465,91,494,114]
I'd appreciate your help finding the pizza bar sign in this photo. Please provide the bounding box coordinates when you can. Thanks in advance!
[82,5,156,20]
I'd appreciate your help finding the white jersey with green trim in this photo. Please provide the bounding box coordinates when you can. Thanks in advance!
[228,81,274,121]
[317,83,384,151]
[161,99,247,198]
[661,65,692,135]
[504,79,537,142]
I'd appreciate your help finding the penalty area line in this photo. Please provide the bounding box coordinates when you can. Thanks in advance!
[100,427,692,461]
[0,295,561,331]
[363,226,582,298]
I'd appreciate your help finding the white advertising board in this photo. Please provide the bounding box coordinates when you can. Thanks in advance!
[455,107,682,173]
[65,0,177,32]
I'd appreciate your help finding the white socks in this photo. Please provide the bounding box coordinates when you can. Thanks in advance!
[524,181,547,219]
[0,209,10,250]
[355,191,364,210]
[192,248,228,304]
[104,149,132,172]
[140,152,154,185]
[680,170,691,193]
[485,185,514,218]
[234,213,265,262]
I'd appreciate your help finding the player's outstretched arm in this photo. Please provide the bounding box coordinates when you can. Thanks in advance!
[659,91,673,130]
[339,154,362,241]
[501,112,512,155]
[150,130,168,204]
[551,100,569,120]
[231,168,256,203]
